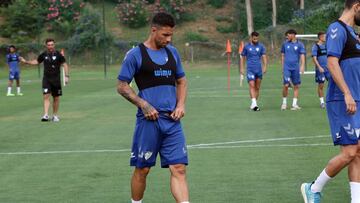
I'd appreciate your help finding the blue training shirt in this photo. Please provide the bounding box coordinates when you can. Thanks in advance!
[6,53,20,71]
[118,44,185,113]
[311,43,328,72]
[326,21,360,102]
[281,40,306,70]
[241,42,266,72]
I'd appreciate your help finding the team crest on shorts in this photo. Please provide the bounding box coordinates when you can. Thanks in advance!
[144,151,153,160]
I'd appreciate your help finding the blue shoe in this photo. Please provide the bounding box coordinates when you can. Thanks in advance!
[301,183,322,203]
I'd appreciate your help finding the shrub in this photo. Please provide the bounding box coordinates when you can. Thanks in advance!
[116,0,148,28]
[184,31,209,42]
[207,0,227,8]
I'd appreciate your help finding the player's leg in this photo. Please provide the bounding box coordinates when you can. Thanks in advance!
[318,83,325,108]
[348,139,360,203]
[247,71,259,111]
[14,71,22,96]
[159,114,189,202]
[169,164,189,202]
[281,70,291,110]
[291,70,301,110]
[131,167,151,202]
[255,78,262,100]
[7,72,15,96]
[42,78,51,121]
[130,117,160,202]
[42,93,51,121]
[51,81,62,121]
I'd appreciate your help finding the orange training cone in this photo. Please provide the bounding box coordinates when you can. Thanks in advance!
[238,41,244,54]
[226,39,232,53]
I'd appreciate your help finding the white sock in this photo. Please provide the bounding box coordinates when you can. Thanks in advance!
[7,87,11,94]
[251,98,257,107]
[292,98,298,107]
[282,97,287,105]
[311,169,332,193]
[320,97,324,104]
[131,199,142,203]
[350,182,360,203]
[17,87,21,94]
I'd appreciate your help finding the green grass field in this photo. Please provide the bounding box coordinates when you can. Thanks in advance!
[0,62,351,202]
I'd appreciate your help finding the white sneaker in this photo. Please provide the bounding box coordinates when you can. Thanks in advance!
[41,115,49,122]
[281,104,287,110]
[52,115,60,122]
[291,105,302,110]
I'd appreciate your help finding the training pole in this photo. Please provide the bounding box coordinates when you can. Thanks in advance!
[226,39,232,94]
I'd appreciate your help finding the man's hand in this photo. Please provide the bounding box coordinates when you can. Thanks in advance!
[141,101,159,120]
[318,67,325,73]
[65,75,69,85]
[262,67,267,74]
[300,65,305,74]
[170,105,185,121]
[344,93,357,115]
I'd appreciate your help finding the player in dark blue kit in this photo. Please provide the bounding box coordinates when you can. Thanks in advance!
[280,29,306,111]
[240,31,267,111]
[117,13,189,203]
[301,1,360,202]
[6,45,25,96]
[312,32,330,109]
[25,39,69,122]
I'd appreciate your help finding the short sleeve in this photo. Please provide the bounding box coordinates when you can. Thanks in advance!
[299,42,306,55]
[58,53,65,64]
[260,44,266,55]
[326,22,347,58]
[37,53,45,63]
[118,48,140,83]
[169,46,185,79]
[311,44,318,57]
[241,45,247,56]
[281,43,285,54]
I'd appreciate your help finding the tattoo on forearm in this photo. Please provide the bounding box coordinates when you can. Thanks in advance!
[118,82,142,107]
[142,103,155,114]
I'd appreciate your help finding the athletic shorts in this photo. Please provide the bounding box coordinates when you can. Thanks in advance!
[9,70,20,80]
[327,101,360,145]
[283,69,301,85]
[130,112,188,168]
[42,77,62,97]
[315,71,331,84]
[247,70,262,82]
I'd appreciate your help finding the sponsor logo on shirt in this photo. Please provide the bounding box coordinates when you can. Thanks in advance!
[154,68,172,78]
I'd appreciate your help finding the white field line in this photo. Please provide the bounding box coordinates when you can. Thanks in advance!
[0,135,330,156]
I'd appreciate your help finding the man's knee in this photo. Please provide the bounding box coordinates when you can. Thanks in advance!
[134,167,150,179]
[170,164,187,177]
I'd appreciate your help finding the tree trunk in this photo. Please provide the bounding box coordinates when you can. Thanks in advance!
[245,0,253,35]
[272,0,277,27]
[300,0,304,9]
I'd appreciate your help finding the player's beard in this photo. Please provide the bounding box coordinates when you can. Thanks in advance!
[355,11,360,26]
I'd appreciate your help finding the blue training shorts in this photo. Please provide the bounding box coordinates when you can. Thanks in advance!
[283,69,301,85]
[327,101,360,146]
[9,70,20,80]
[247,70,262,82]
[315,71,331,84]
[130,112,188,168]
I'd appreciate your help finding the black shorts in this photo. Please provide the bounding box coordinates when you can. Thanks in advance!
[42,77,62,96]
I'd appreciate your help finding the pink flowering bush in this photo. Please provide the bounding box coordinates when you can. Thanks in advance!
[117,0,148,28]
[46,0,85,35]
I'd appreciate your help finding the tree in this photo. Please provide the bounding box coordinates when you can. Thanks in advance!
[272,0,277,27]
[245,0,253,35]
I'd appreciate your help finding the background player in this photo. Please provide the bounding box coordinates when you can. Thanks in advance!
[280,29,306,110]
[240,31,267,111]
[6,45,25,96]
[312,31,329,109]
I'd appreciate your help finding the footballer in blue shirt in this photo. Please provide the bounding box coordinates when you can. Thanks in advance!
[240,31,267,111]
[311,31,330,109]
[6,45,25,96]
[117,13,189,203]
[280,29,306,110]
[301,1,360,203]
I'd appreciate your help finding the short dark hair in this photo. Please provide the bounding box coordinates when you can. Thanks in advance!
[45,38,55,44]
[8,45,16,49]
[251,31,259,37]
[151,12,175,28]
[318,31,325,39]
[285,29,297,35]
[345,0,360,9]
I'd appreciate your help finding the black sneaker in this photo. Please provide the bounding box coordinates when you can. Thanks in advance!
[41,115,49,122]
[251,106,260,111]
